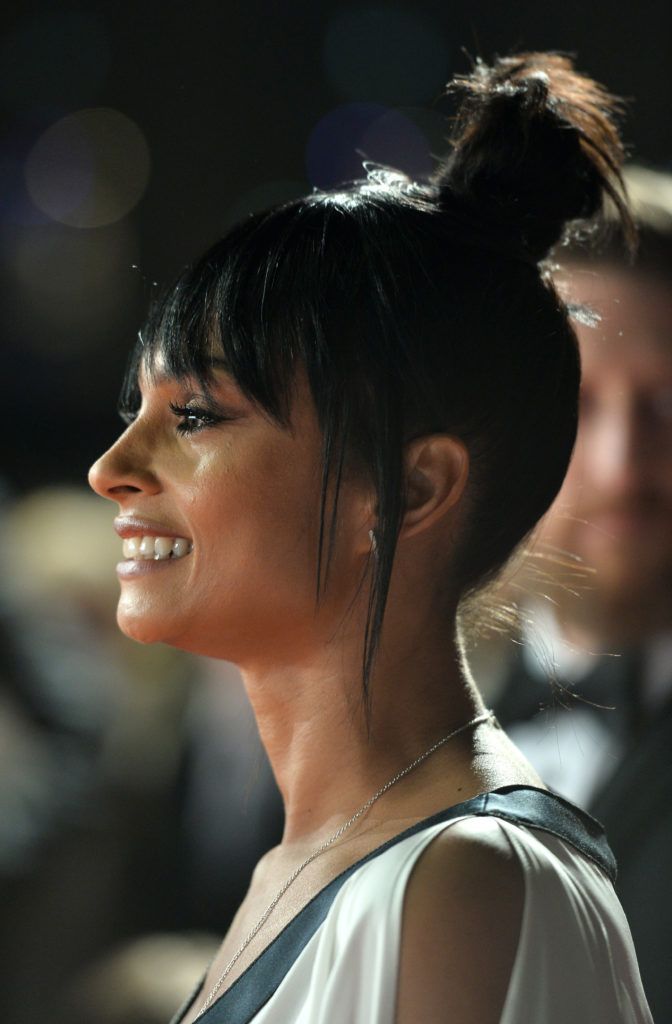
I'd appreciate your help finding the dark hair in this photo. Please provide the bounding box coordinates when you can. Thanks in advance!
[120,52,632,700]
[566,162,672,277]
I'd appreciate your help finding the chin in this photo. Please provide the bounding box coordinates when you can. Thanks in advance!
[117,614,165,645]
[115,603,232,659]
[116,600,185,647]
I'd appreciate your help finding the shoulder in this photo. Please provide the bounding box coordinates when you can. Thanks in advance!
[395,816,524,1024]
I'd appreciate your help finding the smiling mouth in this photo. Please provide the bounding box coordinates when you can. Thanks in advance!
[122,535,193,561]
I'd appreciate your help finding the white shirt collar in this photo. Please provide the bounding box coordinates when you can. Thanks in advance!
[520,602,672,712]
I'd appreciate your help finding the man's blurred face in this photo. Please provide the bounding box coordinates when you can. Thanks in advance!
[539,264,672,639]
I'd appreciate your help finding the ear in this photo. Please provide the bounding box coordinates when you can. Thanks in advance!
[399,434,469,540]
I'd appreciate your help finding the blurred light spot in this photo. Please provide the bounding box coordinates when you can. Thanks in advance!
[25,109,151,228]
[0,122,59,225]
[26,118,94,222]
[0,155,48,226]
[307,103,386,188]
[360,109,434,179]
[7,220,140,353]
[306,103,433,188]
[324,5,451,105]
[0,12,110,113]
[2,487,120,608]
[223,180,308,228]
[71,934,220,1023]
[396,105,449,163]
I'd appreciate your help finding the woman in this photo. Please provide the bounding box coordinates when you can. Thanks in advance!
[89,53,653,1023]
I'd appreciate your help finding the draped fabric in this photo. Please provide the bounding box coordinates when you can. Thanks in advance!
[172,786,652,1024]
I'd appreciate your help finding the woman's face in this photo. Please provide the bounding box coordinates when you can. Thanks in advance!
[88,358,370,665]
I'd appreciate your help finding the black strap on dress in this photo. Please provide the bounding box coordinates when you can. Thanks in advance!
[171,784,616,1024]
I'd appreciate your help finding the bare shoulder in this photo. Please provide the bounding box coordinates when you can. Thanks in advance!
[395,816,524,1024]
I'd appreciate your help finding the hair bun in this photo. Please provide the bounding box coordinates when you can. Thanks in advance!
[435,52,635,262]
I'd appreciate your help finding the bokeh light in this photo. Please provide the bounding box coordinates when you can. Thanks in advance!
[0,153,45,227]
[25,109,151,229]
[396,105,450,164]
[1,487,120,608]
[306,103,434,189]
[0,121,61,226]
[324,5,451,105]
[0,11,110,114]
[6,219,140,353]
[359,108,436,179]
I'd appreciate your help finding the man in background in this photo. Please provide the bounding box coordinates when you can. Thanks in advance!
[475,166,672,1023]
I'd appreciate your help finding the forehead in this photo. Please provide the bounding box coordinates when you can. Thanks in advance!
[138,348,229,384]
[558,264,672,383]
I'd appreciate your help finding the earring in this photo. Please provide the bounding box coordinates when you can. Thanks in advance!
[368,528,378,553]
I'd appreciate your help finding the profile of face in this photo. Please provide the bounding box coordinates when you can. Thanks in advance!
[539,264,672,634]
[88,359,373,666]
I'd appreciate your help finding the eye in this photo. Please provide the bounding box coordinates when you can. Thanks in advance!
[169,402,225,435]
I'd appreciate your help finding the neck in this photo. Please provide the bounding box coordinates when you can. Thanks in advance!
[239,616,484,845]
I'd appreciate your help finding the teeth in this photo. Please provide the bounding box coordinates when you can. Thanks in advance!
[122,535,192,561]
[172,537,190,558]
[139,536,155,559]
[122,537,140,558]
[154,537,174,559]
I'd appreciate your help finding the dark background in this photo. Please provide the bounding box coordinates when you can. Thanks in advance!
[3,0,672,493]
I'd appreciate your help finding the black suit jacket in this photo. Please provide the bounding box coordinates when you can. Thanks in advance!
[589,694,672,1024]
[494,644,671,1024]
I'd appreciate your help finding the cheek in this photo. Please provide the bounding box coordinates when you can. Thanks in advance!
[191,447,324,609]
[199,444,321,550]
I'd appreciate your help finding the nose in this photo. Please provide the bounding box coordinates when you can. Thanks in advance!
[582,399,650,496]
[88,428,161,502]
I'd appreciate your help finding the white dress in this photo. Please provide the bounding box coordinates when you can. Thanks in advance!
[172,787,653,1024]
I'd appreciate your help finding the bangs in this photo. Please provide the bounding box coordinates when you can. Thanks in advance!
[118,205,317,428]
[118,177,437,434]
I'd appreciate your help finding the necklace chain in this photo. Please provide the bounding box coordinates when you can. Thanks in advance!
[196,708,494,1018]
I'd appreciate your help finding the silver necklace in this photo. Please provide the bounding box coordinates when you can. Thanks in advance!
[195,708,494,1019]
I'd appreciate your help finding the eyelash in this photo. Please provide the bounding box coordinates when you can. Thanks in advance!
[169,402,226,435]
